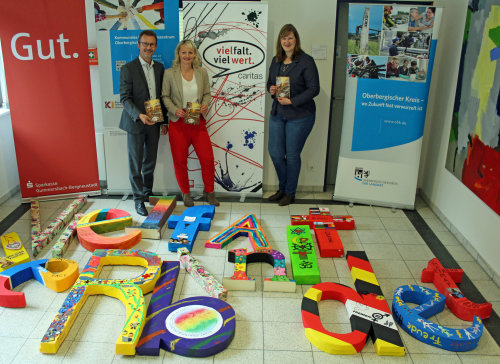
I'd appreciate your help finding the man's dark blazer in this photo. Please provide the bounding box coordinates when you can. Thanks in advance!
[119,57,165,134]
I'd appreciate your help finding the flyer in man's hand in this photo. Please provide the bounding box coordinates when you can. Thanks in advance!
[144,99,164,123]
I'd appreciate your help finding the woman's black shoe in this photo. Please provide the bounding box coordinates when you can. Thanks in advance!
[278,193,295,206]
[268,190,285,202]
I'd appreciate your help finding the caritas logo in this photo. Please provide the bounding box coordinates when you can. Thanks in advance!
[10,33,78,61]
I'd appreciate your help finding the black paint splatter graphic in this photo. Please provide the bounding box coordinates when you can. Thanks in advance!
[242,9,262,28]
[212,82,260,107]
[215,151,262,192]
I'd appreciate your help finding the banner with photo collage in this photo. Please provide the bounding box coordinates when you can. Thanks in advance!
[94,0,179,123]
[182,1,268,194]
[334,4,442,209]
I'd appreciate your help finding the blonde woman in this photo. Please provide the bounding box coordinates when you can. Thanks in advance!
[161,40,219,207]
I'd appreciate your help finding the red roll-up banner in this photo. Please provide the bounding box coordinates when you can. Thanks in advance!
[0,0,100,199]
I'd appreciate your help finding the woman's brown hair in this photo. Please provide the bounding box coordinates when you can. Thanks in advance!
[275,24,303,62]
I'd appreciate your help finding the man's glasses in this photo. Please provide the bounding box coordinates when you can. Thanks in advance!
[139,42,157,48]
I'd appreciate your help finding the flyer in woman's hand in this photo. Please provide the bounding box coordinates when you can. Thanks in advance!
[276,76,290,98]
[185,102,201,125]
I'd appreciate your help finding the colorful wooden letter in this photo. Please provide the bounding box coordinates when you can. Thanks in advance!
[421,258,492,321]
[301,251,405,356]
[392,284,484,351]
[51,213,84,258]
[125,196,177,239]
[291,207,351,257]
[286,225,320,285]
[137,261,235,357]
[1,232,30,272]
[76,208,142,251]
[0,258,78,307]
[224,248,296,292]
[205,214,272,251]
[167,205,215,252]
[345,251,404,355]
[31,195,87,256]
[41,258,79,292]
[178,247,227,300]
[40,249,161,355]
[0,259,47,307]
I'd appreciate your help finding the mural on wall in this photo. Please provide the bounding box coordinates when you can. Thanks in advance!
[445,0,500,215]
[182,1,267,194]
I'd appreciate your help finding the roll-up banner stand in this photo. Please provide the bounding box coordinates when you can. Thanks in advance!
[182,1,267,196]
[95,0,180,195]
[0,0,100,200]
[334,4,442,209]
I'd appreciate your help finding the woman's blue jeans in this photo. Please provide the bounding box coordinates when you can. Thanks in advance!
[268,112,315,195]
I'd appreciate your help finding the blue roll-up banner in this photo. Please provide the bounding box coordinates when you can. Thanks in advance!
[334,4,442,209]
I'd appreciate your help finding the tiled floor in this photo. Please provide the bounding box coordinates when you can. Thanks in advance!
[0,190,499,364]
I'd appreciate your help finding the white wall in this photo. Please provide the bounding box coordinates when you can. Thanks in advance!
[263,0,337,192]
[0,111,20,203]
[419,0,500,281]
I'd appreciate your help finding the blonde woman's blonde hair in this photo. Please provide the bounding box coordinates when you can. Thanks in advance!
[172,39,202,69]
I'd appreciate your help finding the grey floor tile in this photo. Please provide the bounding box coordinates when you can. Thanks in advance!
[369,259,413,279]
[410,353,461,364]
[459,354,500,363]
[264,350,313,364]
[62,341,115,364]
[215,349,263,363]
[396,244,435,261]
[262,297,303,323]
[313,351,364,363]
[346,205,377,217]
[0,308,45,338]
[388,230,426,245]
[362,243,402,260]
[433,230,461,246]
[423,217,449,232]
[362,352,413,363]
[447,245,476,262]
[354,216,385,230]
[263,322,311,351]
[338,230,360,245]
[374,206,406,218]
[229,321,263,350]
[381,217,416,231]
[356,229,392,244]
[0,337,27,364]
[12,338,71,364]
[226,295,263,322]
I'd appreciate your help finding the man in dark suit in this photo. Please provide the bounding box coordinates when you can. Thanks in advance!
[119,30,165,216]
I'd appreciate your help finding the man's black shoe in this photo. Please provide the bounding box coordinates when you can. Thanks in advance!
[135,201,148,216]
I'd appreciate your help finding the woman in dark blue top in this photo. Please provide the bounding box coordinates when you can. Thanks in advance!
[267,24,320,206]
